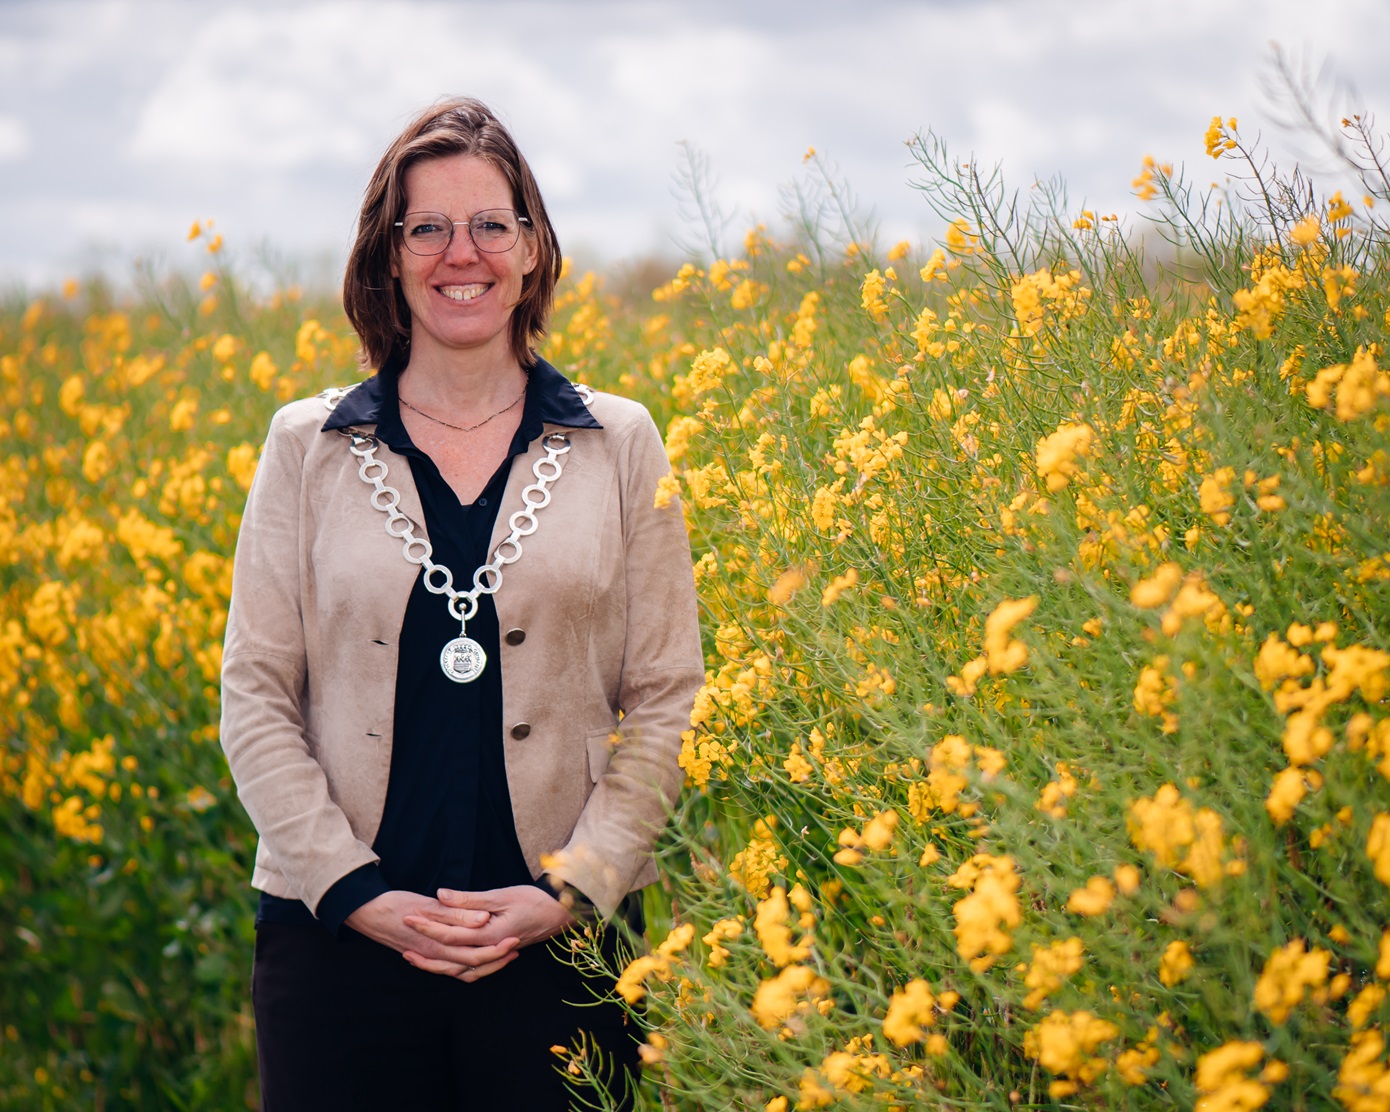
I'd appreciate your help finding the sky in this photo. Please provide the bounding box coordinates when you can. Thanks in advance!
[2,0,1388,293]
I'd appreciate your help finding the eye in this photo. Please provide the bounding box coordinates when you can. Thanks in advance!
[472,211,517,239]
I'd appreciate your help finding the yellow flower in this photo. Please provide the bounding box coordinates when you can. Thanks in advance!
[729,817,787,898]
[1066,876,1115,916]
[1160,572,1226,636]
[1159,940,1194,986]
[755,886,813,968]
[751,965,829,1029]
[919,247,947,282]
[226,443,260,492]
[1116,1040,1162,1085]
[861,810,898,851]
[951,855,1020,971]
[1131,562,1183,608]
[1253,939,1330,1024]
[1203,115,1239,158]
[1194,1041,1269,1111]
[185,785,216,812]
[1023,938,1084,1010]
[1113,864,1141,894]
[1335,1029,1390,1111]
[1369,813,1390,886]
[652,471,681,510]
[249,351,277,391]
[1036,763,1078,818]
[984,595,1037,674]
[702,917,743,969]
[81,441,112,483]
[169,396,198,432]
[768,567,807,607]
[783,744,813,784]
[1035,422,1094,492]
[616,953,668,1004]
[810,485,840,532]
[1282,709,1334,766]
[1265,766,1310,825]
[1288,214,1320,247]
[1255,634,1313,690]
[1199,467,1236,525]
[883,979,936,1045]
[685,347,732,396]
[1023,1010,1120,1093]
[821,568,858,606]
[1349,984,1386,1030]
[1134,656,1178,734]
[860,269,890,321]
[1128,784,1228,887]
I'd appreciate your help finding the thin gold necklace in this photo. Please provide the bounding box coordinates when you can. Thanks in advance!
[398,377,527,433]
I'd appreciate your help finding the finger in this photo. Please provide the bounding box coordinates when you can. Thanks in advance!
[402,951,468,977]
[454,952,517,983]
[454,938,521,967]
[436,888,500,910]
[409,905,492,929]
[405,930,522,967]
[402,949,518,983]
[402,916,508,949]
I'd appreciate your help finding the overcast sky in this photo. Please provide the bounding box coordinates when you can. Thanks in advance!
[3,0,1388,293]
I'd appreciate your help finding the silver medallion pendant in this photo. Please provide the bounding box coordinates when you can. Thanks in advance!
[440,636,487,683]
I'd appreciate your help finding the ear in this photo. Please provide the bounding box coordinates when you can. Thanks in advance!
[390,250,399,280]
[521,233,539,276]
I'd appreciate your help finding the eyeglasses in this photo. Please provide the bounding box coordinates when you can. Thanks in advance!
[394,209,532,256]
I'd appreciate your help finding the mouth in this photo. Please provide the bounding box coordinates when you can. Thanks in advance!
[437,283,490,302]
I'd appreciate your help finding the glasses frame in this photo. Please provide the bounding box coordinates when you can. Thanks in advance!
[394,209,533,256]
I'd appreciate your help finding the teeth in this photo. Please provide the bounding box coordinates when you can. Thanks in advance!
[441,284,488,301]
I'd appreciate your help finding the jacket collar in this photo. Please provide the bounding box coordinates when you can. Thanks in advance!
[320,356,603,433]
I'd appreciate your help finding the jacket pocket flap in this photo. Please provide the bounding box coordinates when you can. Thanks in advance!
[586,728,619,784]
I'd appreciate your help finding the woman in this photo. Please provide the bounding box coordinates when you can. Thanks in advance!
[220,97,703,1109]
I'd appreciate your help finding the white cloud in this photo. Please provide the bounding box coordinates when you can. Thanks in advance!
[0,115,29,160]
[5,0,1390,290]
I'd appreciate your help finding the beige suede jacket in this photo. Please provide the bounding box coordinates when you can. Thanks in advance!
[219,374,702,921]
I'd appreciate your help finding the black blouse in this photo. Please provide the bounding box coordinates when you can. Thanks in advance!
[255,359,601,936]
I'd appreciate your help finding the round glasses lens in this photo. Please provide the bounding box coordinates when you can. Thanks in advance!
[470,210,520,252]
[401,212,451,255]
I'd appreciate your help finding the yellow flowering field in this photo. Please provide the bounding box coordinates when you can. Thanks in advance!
[3,115,1390,1109]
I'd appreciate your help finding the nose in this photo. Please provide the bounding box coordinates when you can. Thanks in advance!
[443,221,480,264]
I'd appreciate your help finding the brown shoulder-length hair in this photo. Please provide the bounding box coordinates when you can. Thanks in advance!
[343,97,562,371]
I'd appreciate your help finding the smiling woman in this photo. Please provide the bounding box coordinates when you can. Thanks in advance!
[218,97,703,1110]
[388,156,539,370]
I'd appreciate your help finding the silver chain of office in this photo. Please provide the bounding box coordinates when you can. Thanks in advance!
[338,426,573,682]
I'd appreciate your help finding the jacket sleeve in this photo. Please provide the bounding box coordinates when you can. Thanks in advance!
[219,408,381,912]
[545,409,704,919]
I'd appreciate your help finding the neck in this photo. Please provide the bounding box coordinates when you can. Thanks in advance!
[397,349,528,418]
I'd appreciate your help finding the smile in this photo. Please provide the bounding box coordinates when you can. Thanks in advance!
[439,284,489,301]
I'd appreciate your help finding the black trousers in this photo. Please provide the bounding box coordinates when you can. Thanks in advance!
[251,921,641,1111]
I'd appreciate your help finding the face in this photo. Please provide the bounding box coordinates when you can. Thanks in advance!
[391,153,538,366]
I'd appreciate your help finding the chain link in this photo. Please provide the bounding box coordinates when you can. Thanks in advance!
[341,428,572,625]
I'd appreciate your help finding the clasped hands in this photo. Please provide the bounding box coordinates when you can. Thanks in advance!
[344,885,576,983]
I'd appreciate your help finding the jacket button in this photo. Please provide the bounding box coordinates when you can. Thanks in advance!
[510,722,531,740]
[504,628,526,645]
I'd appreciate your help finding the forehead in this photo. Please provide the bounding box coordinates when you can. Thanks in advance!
[402,154,514,212]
